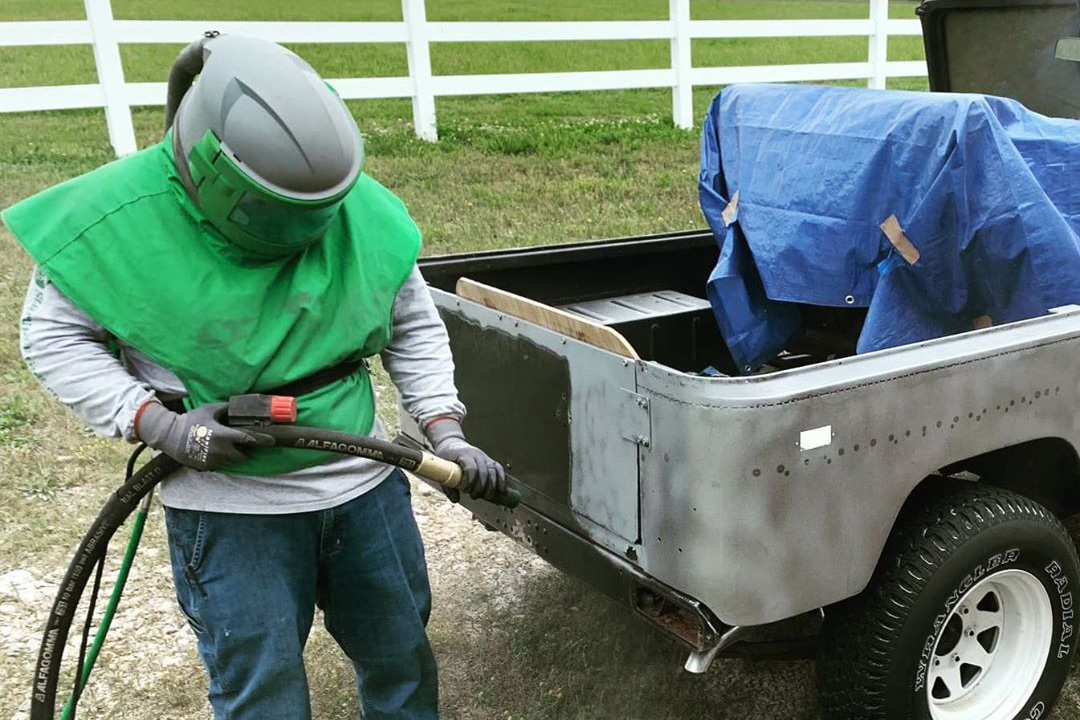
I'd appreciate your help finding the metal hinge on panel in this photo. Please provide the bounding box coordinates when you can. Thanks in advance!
[616,389,652,448]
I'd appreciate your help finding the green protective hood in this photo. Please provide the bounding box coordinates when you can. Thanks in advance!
[2,137,421,476]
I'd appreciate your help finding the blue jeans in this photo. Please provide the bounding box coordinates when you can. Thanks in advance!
[164,471,438,719]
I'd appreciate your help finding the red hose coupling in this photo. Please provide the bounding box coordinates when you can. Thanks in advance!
[269,395,298,423]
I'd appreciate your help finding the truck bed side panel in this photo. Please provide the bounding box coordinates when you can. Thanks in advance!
[637,311,1080,626]
[436,292,641,552]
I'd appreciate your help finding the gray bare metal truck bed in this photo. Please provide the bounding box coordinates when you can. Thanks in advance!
[401,2,1080,718]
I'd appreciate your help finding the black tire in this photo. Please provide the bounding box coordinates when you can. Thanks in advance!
[818,481,1080,720]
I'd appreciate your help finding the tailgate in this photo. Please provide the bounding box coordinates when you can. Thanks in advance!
[403,232,720,554]
[424,287,645,553]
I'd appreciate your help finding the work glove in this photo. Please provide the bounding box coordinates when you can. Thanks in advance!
[425,418,506,502]
[135,401,272,471]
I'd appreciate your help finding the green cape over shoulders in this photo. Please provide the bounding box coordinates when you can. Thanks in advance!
[2,136,421,476]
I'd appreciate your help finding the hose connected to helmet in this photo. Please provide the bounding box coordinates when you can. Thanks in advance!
[163,31,220,217]
[163,31,219,134]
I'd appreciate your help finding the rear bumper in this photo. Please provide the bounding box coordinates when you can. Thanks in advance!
[457,486,727,652]
[399,431,725,652]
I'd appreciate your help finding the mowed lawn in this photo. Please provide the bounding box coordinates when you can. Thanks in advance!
[0,0,929,134]
[7,1,1080,719]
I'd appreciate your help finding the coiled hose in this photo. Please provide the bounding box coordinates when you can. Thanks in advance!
[30,425,519,719]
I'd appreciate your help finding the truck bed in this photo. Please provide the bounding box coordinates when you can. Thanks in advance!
[420,230,867,376]
[402,229,1080,655]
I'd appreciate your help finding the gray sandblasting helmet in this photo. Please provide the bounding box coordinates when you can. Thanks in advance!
[168,34,364,257]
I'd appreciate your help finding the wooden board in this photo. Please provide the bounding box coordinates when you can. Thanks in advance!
[455,277,640,359]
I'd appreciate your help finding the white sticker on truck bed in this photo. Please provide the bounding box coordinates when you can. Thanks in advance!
[800,425,832,451]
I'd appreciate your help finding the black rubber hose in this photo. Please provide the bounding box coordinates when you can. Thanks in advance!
[30,453,178,720]
[259,425,522,508]
[30,426,518,719]
[263,425,429,467]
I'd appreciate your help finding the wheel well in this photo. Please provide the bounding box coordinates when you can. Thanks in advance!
[929,437,1080,517]
[842,439,1080,632]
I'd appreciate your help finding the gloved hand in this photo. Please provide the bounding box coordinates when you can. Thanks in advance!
[135,401,272,471]
[425,418,506,502]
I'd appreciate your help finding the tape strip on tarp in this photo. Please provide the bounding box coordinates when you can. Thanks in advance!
[879,214,920,265]
[722,190,740,226]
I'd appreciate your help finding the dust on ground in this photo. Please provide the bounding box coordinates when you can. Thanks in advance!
[6,480,1080,719]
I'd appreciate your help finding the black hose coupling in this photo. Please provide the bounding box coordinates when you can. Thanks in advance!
[227,394,298,427]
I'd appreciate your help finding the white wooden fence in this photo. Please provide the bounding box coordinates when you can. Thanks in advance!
[0,0,926,156]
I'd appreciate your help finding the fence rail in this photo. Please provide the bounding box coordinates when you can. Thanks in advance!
[0,0,926,156]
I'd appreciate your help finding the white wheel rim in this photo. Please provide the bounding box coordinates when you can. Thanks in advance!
[927,568,1053,720]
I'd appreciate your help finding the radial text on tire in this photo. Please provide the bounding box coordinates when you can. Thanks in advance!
[818,482,1080,720]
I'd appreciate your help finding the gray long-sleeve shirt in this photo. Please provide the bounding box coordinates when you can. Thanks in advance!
[20,266,464,514]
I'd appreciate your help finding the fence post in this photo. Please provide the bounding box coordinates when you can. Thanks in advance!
[84,0,137,156]
[669,0,693,129]
[868,0,888,89]
[402,0,437,141]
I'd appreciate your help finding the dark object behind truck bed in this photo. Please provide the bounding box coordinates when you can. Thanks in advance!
[919,0,1080,118]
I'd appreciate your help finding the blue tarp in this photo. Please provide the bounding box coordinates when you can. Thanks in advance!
[699,84,1080,373]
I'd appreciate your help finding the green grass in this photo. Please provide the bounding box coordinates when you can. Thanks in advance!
[3,1,1039,719]
[0,0,928,130]
[0,395,36,447]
